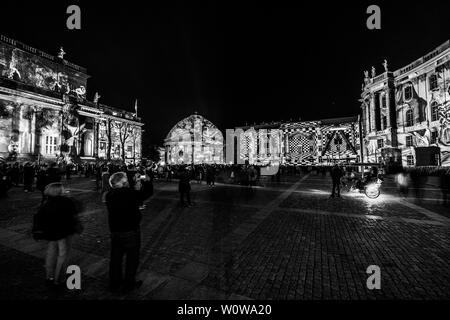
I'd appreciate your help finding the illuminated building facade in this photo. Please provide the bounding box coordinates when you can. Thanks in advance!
[361,40,450,167]
[0,35,143,164]
[226,117,360,165]
[164,113,224,164]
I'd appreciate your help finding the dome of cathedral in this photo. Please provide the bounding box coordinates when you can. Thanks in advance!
[164,113,223,164]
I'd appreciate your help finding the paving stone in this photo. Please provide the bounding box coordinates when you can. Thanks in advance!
[1,175,449,299]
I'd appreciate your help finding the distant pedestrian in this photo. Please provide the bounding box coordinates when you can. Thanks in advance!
[196,166,203,184]
[395,171,410,198]
[440,169,450,206]
[23,162,34,192]
[32,183,83,289]
[206,166,216,186]
[95,165,102,190]
[248,165,257,187]
[230,169,235,183]
[178,166,192,206]
[410,169,427,202]
[101,167,111,202]
[330,164,343,198]
[10,162,20,187]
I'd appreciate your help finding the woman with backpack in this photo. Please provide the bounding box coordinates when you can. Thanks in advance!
[33,183,83,289]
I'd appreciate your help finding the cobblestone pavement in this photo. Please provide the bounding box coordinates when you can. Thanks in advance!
[0,173,449,300]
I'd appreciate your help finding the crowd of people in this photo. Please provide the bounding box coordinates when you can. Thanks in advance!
[395,167,450,205]
[2,158,450,294]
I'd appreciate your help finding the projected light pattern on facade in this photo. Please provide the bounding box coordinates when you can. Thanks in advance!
[164,113,224,164]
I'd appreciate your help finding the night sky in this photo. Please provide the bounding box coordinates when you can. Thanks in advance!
[1,1,450,151]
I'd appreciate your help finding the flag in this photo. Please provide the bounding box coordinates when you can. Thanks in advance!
[134,99,138,117]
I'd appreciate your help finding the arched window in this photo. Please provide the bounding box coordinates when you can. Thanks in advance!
[405,109,414,127]
[429,74,438,91]
[404,84,413,101]
[431,102,439,122]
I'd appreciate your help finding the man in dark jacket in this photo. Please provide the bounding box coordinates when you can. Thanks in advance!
[105,172,143,293]
[23,162,34,192]
[178,166,192,206]
[330,164,344,198]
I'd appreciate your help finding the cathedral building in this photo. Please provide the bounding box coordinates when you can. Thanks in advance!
[0,35,143,164]
[164,113,224,164]
[361,40,450,167]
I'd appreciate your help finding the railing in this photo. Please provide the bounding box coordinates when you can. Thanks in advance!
[394,40,450,77]
[372,73,387,84]
[0,34,88,74]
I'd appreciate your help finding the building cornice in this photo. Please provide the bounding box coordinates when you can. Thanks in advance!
[0,34,89,75]
[98,113,144,126]
[0,86,144,126]
[0,86,64,110]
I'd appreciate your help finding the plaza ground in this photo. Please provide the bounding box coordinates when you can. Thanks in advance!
[0,172,449,300]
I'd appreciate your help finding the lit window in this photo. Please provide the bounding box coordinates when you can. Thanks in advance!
[404,85,413,101]
[405,109,414,127]
[405,136,413,147]
[431,102,439,122]
[44,136,57,155]
[406,155,414,166]
[429,74,438,91]
[431,131,438,144]
[381,95,387,109]
[377,139,384,149]
[382,116,387,129]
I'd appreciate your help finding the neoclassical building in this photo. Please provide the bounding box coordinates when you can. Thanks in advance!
[226,117,360,166]
[164,113,224,164]
[361,40,450,167]
[0,35,143,164]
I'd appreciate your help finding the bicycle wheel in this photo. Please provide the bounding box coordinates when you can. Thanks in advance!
[365,186,380,199]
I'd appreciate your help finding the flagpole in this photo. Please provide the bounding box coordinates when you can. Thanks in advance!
[134,99,138,118]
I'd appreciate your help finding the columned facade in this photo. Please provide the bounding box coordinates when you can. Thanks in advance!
[361,40,450,167]
[0,35,144,164]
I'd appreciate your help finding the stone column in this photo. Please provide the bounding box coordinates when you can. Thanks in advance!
[370,94,376,133]
[362,105,367,136]
[93,120,98,158]
[365,103,371,134]
[31,110,36,154]
[385,88,392,129]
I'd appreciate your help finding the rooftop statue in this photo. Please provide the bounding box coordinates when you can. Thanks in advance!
[383,59,388,72]
[93,92,101,104]
[58,47,66,59]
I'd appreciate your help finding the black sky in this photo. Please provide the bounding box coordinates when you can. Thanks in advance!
[1,1,450,150]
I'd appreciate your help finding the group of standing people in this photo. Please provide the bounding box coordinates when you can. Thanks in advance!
[28,160,155,293]
[395,168,450,205]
